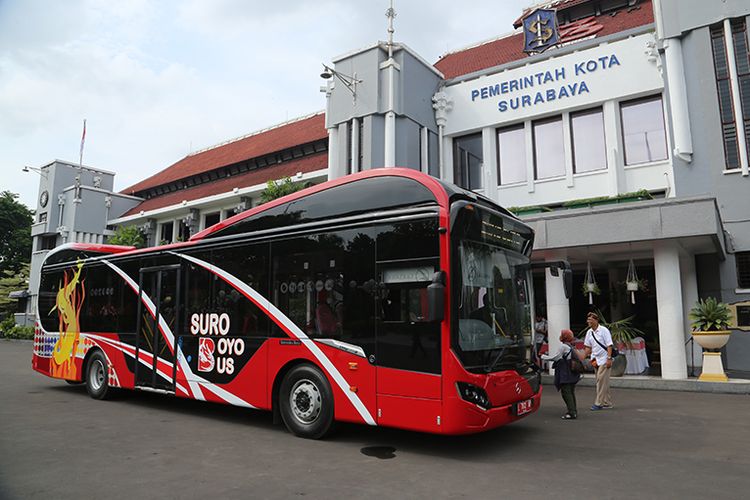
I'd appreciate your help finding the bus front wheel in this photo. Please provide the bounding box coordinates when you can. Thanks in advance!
[279,364,334,439]
[85,351,114,400]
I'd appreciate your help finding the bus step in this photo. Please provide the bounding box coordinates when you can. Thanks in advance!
[135,386,175,396]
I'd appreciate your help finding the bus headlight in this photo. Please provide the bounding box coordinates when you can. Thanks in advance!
[456,382,490,409]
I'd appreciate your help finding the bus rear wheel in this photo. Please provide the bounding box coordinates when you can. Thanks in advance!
[85,351,114,400]
[279,364,334,439]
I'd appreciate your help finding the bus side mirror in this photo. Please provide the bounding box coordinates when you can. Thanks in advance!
[563,268,573,299]
[427,271,446,322]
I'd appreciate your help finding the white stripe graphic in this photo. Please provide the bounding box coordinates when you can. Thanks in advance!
[102,259,257,408]
[175,252,376,426]
[87,334,188,395]
[100,260,209,401]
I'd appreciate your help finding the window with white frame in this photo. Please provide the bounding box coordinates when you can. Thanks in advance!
[620,95,668,165]
[159,221,174,244]
[533,116,565,179]
[497,124,526,185]
[710,19,750,170]
[571,107,607,173]
[204,211,220,229]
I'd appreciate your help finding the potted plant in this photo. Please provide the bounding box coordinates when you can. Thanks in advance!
[690,297,733,348]
[577,310,644,376]
[689,297,733,381]
[581,281,601,296]
[599,312,644,377]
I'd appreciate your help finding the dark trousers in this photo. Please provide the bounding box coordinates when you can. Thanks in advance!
[560,383,577,416]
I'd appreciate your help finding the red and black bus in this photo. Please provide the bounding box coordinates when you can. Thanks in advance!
[32,168,567,438]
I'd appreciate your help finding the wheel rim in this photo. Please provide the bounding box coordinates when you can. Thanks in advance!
[90,359,106,391]
[289,378,322,424]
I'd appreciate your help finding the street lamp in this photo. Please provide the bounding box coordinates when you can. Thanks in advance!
[320,64,362,100]
[22,165,48,177]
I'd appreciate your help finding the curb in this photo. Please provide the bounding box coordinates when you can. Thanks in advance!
[542,373,750,395]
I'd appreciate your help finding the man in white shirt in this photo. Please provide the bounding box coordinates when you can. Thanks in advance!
[583,311,613,410]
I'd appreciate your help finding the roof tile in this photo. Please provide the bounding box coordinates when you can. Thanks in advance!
[435,1,653,80]
[121,152,327,217]
[122,112,327,195]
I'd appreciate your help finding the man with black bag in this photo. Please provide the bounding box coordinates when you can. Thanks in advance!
[541,329,583,420]
[583,312,614,411]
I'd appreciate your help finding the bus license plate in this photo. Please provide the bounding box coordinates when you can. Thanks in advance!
[514,398,533,416]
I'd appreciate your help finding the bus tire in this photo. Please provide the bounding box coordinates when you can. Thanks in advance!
[85,351,114,400]
[279,364,334,439]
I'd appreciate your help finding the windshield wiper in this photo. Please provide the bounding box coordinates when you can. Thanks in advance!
[485,346,508,373]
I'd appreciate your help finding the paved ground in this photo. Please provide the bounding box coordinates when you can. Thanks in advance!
[2,339,749,499]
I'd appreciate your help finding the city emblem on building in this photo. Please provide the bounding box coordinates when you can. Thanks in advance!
[522,8,560,54]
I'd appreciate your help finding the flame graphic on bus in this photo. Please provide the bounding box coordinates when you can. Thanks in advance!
[50,261,85,379]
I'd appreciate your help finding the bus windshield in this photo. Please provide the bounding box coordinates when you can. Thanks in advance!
[451,203,533,373]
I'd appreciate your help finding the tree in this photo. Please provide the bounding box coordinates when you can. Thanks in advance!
[108,225,146,248]
[259,177,305,205]
[0,191,33,276]
[0,262,29,320]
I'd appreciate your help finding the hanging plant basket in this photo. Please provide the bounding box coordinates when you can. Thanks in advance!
[583,261,599,305]
[625,259,639,304]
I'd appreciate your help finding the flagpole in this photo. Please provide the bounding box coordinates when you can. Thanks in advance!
[75,118,86,201]
[79,118,86,170]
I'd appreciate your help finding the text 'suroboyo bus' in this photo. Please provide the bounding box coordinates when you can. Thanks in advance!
[32,168,558,438]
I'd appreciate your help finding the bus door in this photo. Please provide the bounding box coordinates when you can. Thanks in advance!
[135,265,180,391]
[375,263,442,432]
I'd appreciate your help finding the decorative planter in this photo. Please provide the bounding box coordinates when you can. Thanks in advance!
[626,281,639,292]
[692,330,731,382]
[692,330,731,350]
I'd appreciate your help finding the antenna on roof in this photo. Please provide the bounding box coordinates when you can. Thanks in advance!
[385,0,396,58]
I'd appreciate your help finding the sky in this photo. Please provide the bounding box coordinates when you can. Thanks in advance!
[0,0,530,209]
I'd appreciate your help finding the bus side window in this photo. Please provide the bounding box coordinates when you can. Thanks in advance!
[210,244,270,338]
[269,228,377,358]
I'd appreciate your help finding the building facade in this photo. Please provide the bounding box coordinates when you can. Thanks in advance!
[23,0,750,378]
[110,113,329,245]
[323,0,749,377]
[18,160,141,326]
[655,0,750,369]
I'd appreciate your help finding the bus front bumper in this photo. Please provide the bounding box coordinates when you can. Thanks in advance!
[441,386,543,435]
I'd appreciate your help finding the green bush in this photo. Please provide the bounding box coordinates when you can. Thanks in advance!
[0,315,35,339]
[3,324,35,339]
[0,314,16,334]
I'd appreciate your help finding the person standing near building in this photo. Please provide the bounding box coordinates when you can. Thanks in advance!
[541,329,583,419]
[533,311,548,364]
[583,312,613,411]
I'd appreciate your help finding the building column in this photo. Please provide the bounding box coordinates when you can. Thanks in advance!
[432,91,452,181]
[654,241,688,379]
[481,127,498,200]
[680,254,701,370]
[327,126,341,180]
[545,251,570,361]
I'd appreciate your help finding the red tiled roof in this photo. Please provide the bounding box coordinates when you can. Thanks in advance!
[120,152,328,217]
[434,0,653,80]
[512,0,593,28]
[122,112,327,195]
